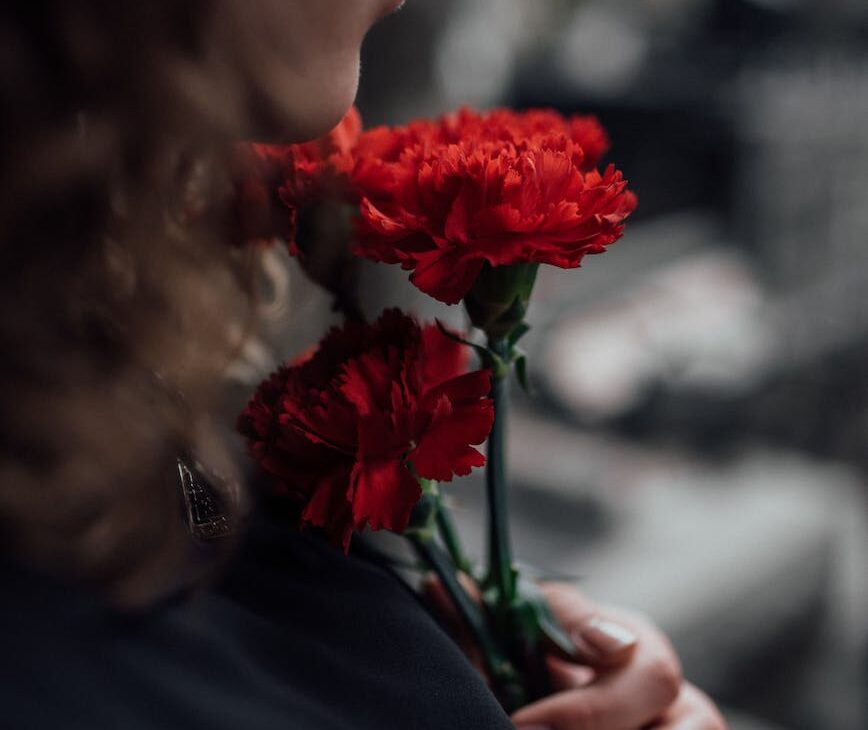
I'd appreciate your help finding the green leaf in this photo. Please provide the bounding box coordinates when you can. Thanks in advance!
[538,612,577,658]
[435,319,474,348]
[435,319,501,372]
[517,577,578,658]
[506,321,531,349]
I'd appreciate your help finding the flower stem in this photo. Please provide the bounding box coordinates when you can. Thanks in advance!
[409,534,515,688]
[435,503,473,575]
[485,337,516,604]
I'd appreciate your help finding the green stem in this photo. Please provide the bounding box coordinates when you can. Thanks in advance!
[485,337,516,604]
[435,504,473,575]
[409,535,512,684]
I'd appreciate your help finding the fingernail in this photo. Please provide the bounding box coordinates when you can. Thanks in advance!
[576,616,637,655]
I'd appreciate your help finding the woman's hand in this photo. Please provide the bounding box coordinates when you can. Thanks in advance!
[650,682,729,730]
[509,583,728,730]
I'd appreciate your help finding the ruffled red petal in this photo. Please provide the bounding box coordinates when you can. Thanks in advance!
[238,310,493,550]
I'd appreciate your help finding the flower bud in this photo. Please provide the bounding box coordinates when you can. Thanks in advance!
[464,263,538,341]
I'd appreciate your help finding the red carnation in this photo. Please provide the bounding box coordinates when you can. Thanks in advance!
[237,310,494,549]
[276,105,362,208]
[231,106,363,252]
[349,118,445,204]
[348,108,609,208]
[352,123,637,304]
[438,108,610,172]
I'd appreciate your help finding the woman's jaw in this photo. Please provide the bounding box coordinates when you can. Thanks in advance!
[224,0,408,143]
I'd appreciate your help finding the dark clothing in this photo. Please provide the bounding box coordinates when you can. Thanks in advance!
[0,506,512,729]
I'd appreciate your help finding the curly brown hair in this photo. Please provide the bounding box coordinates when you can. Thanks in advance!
[0,3,276,605]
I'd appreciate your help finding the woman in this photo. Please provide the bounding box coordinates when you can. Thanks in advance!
[0,2,725,728]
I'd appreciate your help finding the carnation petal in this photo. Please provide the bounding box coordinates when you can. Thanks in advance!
[412,370,494,481]
[339,352,395,417]
[350,457,422,534]
[410,249,485,305]
[420,323,469,387]
[411,401,489,481]
[301,466,356,550]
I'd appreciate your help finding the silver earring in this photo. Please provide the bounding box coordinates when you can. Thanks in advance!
[176,457,236,540]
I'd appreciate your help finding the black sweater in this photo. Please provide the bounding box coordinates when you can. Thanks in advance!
[0,507,513,729]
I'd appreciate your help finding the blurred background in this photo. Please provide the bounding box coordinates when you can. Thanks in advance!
[258,2,868,728]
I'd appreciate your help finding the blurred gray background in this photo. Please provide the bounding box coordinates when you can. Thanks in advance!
[248,2,868,728]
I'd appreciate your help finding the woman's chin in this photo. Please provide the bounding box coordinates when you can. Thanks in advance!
[243,58,360,144]
[297,75,360,141]
[243,66,359,144]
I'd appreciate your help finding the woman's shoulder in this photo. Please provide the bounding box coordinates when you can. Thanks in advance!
[0,520,511,730]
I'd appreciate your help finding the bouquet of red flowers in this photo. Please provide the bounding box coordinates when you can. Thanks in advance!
[236,105,636,710]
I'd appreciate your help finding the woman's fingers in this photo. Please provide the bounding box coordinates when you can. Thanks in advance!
[538,582,598,625]
[513,585,682,730]
[511,646,682,730]
[425,577,705,730]
[541,582,645,669]
[425,576,638,671]
[652,682,729,730]
[566,614,638,668]
[545,656,595,691]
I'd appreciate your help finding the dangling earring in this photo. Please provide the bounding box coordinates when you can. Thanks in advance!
[176,456,237,540]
